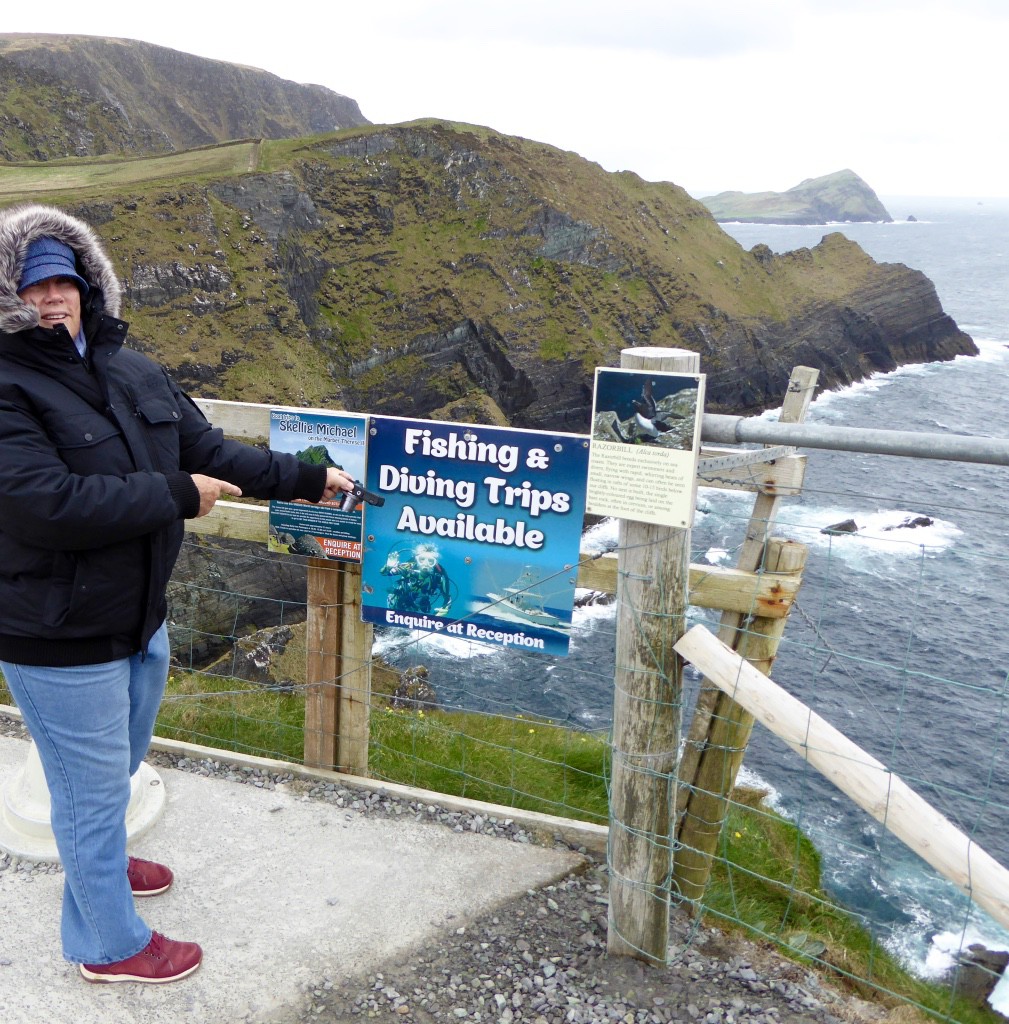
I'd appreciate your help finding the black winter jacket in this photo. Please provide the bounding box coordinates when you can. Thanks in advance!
[0,206,326,666]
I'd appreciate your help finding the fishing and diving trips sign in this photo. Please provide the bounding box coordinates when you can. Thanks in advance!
[360,417,589,656]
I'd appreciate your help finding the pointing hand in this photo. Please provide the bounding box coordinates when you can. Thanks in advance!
[190,474,243,517]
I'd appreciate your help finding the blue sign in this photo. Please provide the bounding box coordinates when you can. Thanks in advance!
[361,418,589,656]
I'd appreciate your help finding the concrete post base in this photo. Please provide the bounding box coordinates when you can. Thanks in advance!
[0,738,167,862]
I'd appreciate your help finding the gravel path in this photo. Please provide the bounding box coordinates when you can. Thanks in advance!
[0,712,881,1024]
[276,868,878,1024]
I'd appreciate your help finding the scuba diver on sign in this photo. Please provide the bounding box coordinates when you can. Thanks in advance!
[380,542,453,616]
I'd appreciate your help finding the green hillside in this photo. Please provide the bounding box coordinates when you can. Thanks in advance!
[0,33,368,161]
[0,121,974,427]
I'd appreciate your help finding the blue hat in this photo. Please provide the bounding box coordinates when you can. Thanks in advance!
[17,237,90,296]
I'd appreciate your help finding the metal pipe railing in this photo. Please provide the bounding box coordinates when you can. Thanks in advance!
[702,414,1009,467]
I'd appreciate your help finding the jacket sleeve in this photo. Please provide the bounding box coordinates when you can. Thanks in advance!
[169,376,328,505]
[0,372,328,552]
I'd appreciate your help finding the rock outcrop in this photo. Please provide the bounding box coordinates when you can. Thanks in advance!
[702,170,892,225]
[950,944,1009,1008]
[167,536,310,668]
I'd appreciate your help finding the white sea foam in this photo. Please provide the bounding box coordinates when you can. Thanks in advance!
[991,971,1009,1015]
[905,922,1009,1016]
[772,506,961,570]
[758,337,1009,421]
[970,336,1009,362]
[882,903,955,977]
[697,485,759,517]
[734,764,784,812]
[870,856,1009,1002]
[703,547,731,565]
[580,516,619,554]
[572,593,618,623]
[818,367,908,403]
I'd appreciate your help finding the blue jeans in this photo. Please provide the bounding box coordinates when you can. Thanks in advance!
[1,623,170,964]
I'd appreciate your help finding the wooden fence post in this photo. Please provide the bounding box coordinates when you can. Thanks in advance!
[671,364,815,901]
[677,366,818,850]
[672,538,807,902]
[305,558,339,769]
[608,346,699,965]
[304,559,373,774]
[336,561,373,775]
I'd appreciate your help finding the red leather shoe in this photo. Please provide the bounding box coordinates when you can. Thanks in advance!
[127,856,173,897]
[80,931,202,983]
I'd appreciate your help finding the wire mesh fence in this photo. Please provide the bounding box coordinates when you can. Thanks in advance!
[133,441,1009,1023]
[2,387,1008,1020]
[678,468,1009,1022]
[157,531,617,823]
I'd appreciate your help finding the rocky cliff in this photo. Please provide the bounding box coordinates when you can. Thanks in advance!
[0,33,368,160]
[0,37,972,427]
[702,169,892,225]
[41,122,971,432]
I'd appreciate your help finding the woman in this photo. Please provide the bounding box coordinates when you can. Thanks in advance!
[0,203,353,983]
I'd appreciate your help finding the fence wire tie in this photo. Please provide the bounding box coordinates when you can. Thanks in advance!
[620,571,654,583]
[609,821,676,847]
[612,748,679,762]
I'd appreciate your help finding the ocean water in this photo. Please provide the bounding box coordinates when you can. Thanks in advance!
[719,200,1009,997]
[377,197,1009,1002]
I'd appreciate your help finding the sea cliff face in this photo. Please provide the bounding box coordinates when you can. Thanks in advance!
[0,33,369,159]
[0,36,973,426]
[692,236,972,409]
[53,123,971,430]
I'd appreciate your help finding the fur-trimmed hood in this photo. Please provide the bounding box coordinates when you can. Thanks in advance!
[0,203,122,335]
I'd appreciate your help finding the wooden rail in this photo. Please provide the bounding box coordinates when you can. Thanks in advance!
[186,398,807,780]
[188,501,800,614]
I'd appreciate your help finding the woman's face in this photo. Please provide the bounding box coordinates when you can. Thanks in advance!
[18,276,82,338]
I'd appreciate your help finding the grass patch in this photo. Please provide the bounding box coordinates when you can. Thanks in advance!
[704,793,1000,1024]
[0,141,259,198]
[538,326,573,360]
[369,706,610,822]
[152,667,610,822]
[154,670,306,761]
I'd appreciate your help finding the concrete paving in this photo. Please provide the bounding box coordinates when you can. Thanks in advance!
[0,733,585,1024]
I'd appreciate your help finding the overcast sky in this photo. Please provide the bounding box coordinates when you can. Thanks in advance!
[5,1,1007,198]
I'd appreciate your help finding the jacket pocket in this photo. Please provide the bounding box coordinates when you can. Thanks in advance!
[48,412,123,475]
[41,547,145,636]
[130,379,183,470]
[41,552,76,630]
[49,413,120,448]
